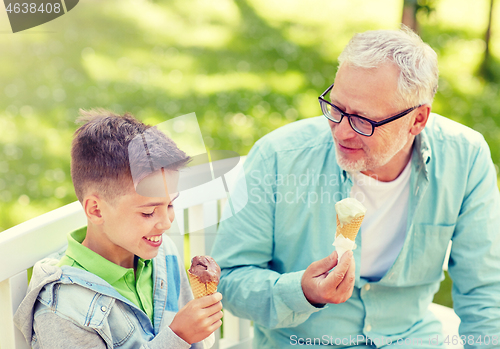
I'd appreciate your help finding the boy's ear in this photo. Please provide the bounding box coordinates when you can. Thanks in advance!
[409,104,431,136]
[83,194,104,225]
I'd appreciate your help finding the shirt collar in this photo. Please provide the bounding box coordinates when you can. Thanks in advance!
[413,129,432,179]
[65,227,151,285]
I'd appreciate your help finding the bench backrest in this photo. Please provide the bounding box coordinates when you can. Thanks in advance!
[0,157,252,349]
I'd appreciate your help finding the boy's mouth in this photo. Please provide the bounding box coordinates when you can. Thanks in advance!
[144,235,162,242]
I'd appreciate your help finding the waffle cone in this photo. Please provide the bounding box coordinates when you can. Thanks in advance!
[188,272,218,299]
[336,214,364,241]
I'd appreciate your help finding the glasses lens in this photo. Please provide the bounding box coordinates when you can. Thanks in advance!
[350,116,373,136]
[320,100,342,122]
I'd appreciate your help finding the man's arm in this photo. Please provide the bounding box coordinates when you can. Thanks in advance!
[211,142,354,329]
[447,137,500,348]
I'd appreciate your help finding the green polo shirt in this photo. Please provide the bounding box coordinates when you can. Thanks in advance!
[57,227,154,322]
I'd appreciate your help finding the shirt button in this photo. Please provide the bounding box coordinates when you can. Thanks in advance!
[364,284,371,291]
[365,324,372,332]
[101,306,107,312]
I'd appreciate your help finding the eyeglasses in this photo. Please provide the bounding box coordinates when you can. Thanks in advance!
[318,83,421,137]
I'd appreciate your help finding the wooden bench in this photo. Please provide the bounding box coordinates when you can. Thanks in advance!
[0,156,461,349]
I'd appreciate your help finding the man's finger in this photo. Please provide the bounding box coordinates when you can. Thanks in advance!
[307,251,338,277]
[323,251,353,289]
[336,255,356,295]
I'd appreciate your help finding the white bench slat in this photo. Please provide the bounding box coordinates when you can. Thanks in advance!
[203,200,219,254]
[220,311,253,348]
[0,271,30,349]
[220,336,253,349]
[188,204,206,259]
[0,201,86,282]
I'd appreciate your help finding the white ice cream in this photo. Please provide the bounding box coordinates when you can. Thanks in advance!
[335,198,366,228]
[332,234,356,261]
[333,198,366,261]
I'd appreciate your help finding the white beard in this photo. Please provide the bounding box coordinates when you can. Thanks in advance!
[334,126,411,174]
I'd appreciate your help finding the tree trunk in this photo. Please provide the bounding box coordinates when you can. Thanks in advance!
[480,0,495,79]
[402,0,419,33]
[485,0,494,61]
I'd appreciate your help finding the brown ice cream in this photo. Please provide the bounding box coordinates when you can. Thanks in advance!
[188,256,221,298]
[188,256,220,283]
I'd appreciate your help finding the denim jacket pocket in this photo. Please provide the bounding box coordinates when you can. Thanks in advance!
[104,301,135,347]
[409,223,456,284]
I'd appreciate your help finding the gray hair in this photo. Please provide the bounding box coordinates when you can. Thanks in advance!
[337,27,439,108]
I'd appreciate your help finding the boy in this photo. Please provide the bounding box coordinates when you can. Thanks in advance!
[14,110,222,348]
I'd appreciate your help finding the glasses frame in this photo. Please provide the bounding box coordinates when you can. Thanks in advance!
[318,83,421,137]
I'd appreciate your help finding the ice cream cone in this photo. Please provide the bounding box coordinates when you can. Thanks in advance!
[188,271,218,299]
[336,214,364,241]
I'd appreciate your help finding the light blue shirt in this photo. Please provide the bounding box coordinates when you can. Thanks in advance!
[211,114,500,348]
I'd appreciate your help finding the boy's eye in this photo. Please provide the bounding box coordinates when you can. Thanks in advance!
[142,210,155,218]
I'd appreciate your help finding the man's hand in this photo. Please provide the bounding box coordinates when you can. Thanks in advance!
[169,292,223,344]
[301,251,355,305]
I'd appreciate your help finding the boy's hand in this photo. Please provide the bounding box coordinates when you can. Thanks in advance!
[301,250,355,305]
[169,292,223,344]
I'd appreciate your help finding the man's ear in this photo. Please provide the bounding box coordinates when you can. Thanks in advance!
[83,194,104,225]
[410,104,431,136]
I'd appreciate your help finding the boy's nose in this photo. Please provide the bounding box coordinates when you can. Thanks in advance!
[155,219,171,231]
[155,210,174,230]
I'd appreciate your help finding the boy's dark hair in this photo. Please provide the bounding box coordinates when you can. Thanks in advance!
[71,109,191,204]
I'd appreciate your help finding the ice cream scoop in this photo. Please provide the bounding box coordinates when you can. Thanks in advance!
[332,198,366,261]
[335,198,366,229]
[188,256,221,298]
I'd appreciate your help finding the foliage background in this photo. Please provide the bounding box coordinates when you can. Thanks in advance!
[1,0,500,307]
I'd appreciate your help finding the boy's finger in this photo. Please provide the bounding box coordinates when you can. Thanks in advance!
[207,319,223,332]
[201,299,223,316]
[197,292,222,307]
[207,308,224,322]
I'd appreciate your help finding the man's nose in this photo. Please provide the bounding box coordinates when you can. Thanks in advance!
[332,116,357,140]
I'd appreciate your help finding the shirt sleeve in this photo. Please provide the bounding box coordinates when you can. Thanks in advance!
[447,136,500,348]
[211,141,322,329]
